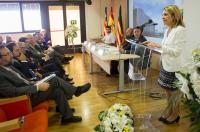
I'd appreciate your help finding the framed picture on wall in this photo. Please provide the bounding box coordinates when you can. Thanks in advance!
[128,0,183,39]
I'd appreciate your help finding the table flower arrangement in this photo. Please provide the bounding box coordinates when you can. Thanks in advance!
[176,48,200,132]
[94,103,134,132]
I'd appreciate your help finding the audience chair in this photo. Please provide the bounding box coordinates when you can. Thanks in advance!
[0,95,48,132]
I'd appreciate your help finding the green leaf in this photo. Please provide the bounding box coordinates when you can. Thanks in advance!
[98,111,107,121]
[94,124,105,132]
[183,99,200,132]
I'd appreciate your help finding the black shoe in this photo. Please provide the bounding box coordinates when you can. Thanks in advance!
[64,56,74,61]
[190,117,195,122]
[158,116,166,122]
[66,96,73,100]
[65,77,73,82]
[69,82,74,85]
[74,83,91,97]
[56,106,75,113]
[61,116,82,125]
[106,73,111,77]
[64,74,69,77]
[163,116,180,124]
[62,60,69,64]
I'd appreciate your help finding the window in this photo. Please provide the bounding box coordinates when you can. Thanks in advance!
[0,3,22,33]
[22,3,42,31]
[0,3,42,33]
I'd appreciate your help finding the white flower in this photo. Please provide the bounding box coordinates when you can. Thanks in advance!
[99,103,134,132]
[195,62,200,67]
[190,71,200,98]
[104,127,112,132]
[177,48,200,100]
[175,73,192,99]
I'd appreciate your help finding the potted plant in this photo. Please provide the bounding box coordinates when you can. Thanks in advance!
[94,103,134,132]
[64,24,79,52]
[176,48,200,132]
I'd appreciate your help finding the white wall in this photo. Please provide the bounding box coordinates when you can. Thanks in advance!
[85,0,127,40]
[183,0,200,49]
[85,0,111,40]
[182,0,200,63]
[1,0,127,43]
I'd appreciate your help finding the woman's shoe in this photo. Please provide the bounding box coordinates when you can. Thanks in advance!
[158,116,166,122]
[163,116,180,124]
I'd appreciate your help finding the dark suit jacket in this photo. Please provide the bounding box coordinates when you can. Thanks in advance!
[27,45,45,59]
[123,35,147,51]
[13,60,35,79]
[35,44,44,53]
[123,35,150,69]
[0,66,37,98]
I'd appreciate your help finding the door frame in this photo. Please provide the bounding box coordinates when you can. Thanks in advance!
[40,1,86,47]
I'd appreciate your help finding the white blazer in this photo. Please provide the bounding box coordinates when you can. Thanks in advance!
[161,25,187,72]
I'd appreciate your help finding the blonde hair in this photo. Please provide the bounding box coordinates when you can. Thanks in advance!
[164,5,185,27]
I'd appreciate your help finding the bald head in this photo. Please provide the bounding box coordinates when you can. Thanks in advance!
[126,28,133,36]
[26,34,36,45]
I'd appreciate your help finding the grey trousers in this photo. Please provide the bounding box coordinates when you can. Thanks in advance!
[31,76,77,118]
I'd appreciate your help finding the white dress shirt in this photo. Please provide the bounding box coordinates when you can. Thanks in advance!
[161,25,187,72]
[102,33,116,44]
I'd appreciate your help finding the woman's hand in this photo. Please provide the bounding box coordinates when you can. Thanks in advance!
[143,41,161,48]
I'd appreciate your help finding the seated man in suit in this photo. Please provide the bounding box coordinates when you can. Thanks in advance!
[5,35,15,45]
[120,26,147,53]
[40,29,52,48]
[121,28,134,54]
[131,26,150,70]
[132,26,147,43]
[0,45,91,125]
[27,34,73,64]
[7,42,73,84]
[19,36,73,81]
[119,26,149,73]
[33,32,73,62]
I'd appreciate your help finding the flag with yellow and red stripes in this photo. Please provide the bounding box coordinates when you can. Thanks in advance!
[108,7,115,34]
[103,7,107,36]
[116,5,124,46]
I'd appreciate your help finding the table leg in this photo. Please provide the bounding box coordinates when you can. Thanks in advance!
[89,53,93,74]
[119,59,124,91]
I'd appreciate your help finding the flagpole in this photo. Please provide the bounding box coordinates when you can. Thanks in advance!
[99,0,102,36]
[116,5,124,46]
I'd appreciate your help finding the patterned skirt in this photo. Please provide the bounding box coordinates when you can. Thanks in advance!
[158,65,178,91]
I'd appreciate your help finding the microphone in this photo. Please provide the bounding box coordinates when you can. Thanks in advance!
[147,19,153,24]
[140,19,153,28]
[152,23,158,26]
[140,19,154,32]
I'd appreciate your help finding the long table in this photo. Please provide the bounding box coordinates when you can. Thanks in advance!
[82,41,139,95]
